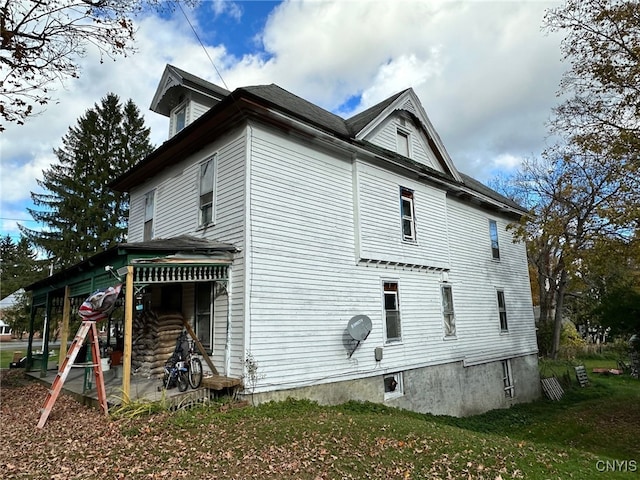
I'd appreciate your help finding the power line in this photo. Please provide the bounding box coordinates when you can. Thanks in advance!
[175,1,231,92]
[0,217,38,223]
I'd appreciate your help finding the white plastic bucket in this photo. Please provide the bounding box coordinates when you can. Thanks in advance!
[101,357,110,371]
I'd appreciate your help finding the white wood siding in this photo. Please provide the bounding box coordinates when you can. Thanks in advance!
[366,113,442,172]
[190,100,210,124]
[246,125,535,394]
[357,162,450,269]
[127,128,247,378]
[445,197,538,365]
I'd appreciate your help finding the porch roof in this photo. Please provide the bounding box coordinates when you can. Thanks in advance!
[26,236,236,306]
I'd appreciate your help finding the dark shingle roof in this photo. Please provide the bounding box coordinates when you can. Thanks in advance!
[345,89,408,135]
[459,173,523,211]
[120,235,236,253]
[167,64,230,98]
[240,84,352,137]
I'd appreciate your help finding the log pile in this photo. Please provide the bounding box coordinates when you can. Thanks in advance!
[132,310,184,378]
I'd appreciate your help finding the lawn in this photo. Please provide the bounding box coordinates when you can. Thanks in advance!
[0,344,24,367]
[0,356,638,479]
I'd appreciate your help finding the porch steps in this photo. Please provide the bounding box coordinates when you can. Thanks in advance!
[201,375,243,391]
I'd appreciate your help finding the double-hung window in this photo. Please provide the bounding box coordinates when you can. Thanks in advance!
[199,156,216,226]
[383,281,401,342]
[143,190,155,241]
[400,187,416,242]
[441,285,456,337]
[489,219,500,260]
[497,289,508,332]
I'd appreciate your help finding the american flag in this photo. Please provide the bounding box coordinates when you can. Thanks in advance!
[78,284,123,322]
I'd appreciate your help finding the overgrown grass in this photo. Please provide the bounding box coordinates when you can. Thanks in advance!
[113,357,639,479]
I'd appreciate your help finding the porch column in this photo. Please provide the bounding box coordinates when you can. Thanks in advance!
[122,265,134,403]
[26,303,37,372]
[58,286,71,368]
[40,293,51,377]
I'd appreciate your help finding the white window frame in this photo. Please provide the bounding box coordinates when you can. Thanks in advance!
[489,219,500,260]
[173,103,187,135]
[497,289,508,332]
[502,359,515,398]
[143,190,155,241]
[396,127,411,158]
[199,155,217,227]
[383,280,402,343]
[384,372,404,400]
[195,282,214,353]
[441,284,456,337]
[400,187,416,242]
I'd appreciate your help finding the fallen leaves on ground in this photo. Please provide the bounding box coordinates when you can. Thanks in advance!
[0,369,591,479]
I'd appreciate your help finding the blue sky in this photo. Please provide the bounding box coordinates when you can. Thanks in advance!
[0,0,565,245]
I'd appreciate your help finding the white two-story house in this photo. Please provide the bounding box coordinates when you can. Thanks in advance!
[102,64,540,416]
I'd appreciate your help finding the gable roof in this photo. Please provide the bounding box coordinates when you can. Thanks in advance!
[345,90,408,134]
[150,64,230,117]
[114,66,525,217]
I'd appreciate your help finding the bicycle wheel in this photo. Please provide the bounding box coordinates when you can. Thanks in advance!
[177,370,189,392]
[189,357,203,389]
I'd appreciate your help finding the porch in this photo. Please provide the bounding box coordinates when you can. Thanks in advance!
[25,236,244,407]
[28,364,242,410]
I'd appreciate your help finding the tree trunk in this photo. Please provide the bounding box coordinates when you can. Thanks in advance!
[551,268,568,359]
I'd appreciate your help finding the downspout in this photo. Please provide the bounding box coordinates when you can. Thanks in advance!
[224,265,232,375]
[243,124,254,381]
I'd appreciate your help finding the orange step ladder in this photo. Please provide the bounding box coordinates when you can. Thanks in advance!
[37,321,108,428]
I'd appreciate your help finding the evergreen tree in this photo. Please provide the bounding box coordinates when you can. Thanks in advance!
[0,235,42,299]
[20,93,154,270]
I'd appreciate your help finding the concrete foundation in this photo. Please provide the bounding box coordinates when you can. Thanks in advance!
[248,354,541,417]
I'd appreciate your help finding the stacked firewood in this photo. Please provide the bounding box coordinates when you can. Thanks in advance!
[131,310,184,378]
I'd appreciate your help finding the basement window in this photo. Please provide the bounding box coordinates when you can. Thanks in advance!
[502,359,514,398]
[384,372,404,400]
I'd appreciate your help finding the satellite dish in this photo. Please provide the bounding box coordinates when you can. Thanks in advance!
[347,315,372,342]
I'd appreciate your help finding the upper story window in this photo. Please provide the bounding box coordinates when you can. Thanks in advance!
[199,156,217,226]
[400,187,416,242]
[489,219,500,260]
[172,102,187,136]
[441,284,456,337]
[397,128,410,157]
[143,190,155,241]
[383,281,402,342]
[497,289,508,332]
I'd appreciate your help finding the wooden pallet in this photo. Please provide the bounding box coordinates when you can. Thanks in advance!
[574,365,589,387]
[541,377,564,401]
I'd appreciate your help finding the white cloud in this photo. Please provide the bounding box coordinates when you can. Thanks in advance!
[1,0,566,240]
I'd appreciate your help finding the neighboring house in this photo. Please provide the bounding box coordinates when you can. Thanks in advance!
[0,290,21,340]
[27,65,539,416]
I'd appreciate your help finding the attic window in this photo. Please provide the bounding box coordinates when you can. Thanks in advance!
[397,128,410,157]
[175,106,186,133]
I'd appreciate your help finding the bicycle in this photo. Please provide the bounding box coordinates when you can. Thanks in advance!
[185,340,203,389]
[163,358,189,392]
